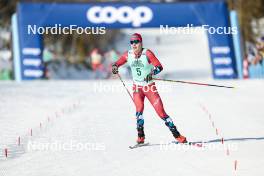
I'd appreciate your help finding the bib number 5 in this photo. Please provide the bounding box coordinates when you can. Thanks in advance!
[136,68,141,76]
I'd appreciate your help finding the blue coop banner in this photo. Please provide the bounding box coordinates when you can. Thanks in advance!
[15,1,237,80]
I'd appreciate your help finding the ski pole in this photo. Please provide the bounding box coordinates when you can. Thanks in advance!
[117,73,135,104]
[153,78,235,89]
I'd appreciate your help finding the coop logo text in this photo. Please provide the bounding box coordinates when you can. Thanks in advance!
[87,6,153,27]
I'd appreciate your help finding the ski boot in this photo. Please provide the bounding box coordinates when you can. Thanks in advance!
[136,125,145,144]
[175,135,187,143]
[163,116,187,143]
[137,136,145,144]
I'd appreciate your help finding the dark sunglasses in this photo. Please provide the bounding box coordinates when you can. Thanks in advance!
[130,40,141,44]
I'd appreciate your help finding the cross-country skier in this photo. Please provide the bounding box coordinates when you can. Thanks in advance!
[112,33,187,144]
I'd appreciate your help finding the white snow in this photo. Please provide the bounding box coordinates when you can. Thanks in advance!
[0,79,264,176]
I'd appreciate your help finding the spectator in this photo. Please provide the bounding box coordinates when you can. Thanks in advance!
[246,37,264,65]
[90,48,104,71]
[255,37,264,63]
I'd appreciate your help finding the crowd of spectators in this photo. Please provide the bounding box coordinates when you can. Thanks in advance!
[246,36,264,65]
[244,36,264,78]
[0,27,12,80]
[44,47,130,80]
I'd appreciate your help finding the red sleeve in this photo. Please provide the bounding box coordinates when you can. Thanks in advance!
[115,51,128,67]
[146,49,163,68]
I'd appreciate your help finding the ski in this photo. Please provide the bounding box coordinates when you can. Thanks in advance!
[129,141,203,149]
[172,141,203,147]
[129,142,150,149]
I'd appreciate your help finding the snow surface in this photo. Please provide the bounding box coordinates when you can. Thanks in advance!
[0,79,264,176]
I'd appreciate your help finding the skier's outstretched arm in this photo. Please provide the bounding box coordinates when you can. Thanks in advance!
[112,51,128,74]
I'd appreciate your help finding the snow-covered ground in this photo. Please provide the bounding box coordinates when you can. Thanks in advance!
[0,79,264,176]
